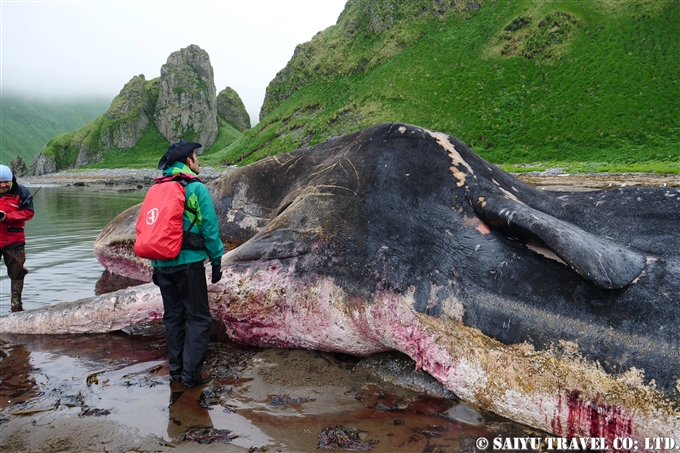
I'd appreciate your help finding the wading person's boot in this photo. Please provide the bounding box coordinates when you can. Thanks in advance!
[11,280,24,312]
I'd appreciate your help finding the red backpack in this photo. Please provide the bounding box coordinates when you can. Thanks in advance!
[134,175,199,260]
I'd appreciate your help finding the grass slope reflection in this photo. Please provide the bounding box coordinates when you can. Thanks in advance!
[0,184,146,312]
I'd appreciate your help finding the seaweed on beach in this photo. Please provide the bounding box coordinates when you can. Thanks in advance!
[317,425,377,450]
[177,426,235,444]
[269,395,314,406]
[198,385,233,409]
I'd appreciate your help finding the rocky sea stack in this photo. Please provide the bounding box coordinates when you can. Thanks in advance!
[154,44,218,149]
[216,87,251,132]
[30,44,246,175]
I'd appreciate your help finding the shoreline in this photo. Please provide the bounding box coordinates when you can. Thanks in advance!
[19,167,680,191]
[517,171,680,190]
[19,166,231,188]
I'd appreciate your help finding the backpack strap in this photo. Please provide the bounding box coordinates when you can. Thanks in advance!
[153,172,203,185]
[178,178,202,233]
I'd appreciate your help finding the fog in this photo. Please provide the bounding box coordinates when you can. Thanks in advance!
[1,0,347,125]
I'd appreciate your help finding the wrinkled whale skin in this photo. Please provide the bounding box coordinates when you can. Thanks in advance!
[2,123,679,442]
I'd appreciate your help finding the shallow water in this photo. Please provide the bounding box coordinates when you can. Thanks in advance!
[0,322,539,452]
[0,184,146,312]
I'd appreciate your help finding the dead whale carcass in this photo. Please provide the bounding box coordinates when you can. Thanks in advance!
[3,123,679,443]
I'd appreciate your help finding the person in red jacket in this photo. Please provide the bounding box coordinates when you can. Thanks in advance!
[0,165,35,312]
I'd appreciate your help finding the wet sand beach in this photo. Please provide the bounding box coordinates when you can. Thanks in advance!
[1,321,539,453]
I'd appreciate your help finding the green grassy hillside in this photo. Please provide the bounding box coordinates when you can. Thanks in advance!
[0,95,109,162]
[205,0,679,174]
[84,115,243,169]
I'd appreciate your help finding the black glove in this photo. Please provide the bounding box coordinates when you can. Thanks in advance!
[211,263,222,284]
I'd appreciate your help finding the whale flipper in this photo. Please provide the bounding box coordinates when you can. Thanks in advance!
[473,194,646,289]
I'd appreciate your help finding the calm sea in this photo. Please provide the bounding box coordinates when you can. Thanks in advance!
[0,184,146,312]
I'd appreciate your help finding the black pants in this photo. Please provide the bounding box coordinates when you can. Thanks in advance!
[152,261,212,384]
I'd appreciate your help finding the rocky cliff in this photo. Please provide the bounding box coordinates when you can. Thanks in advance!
[29,75,157,174]
[28,149,57,176]
[100,75,157,151]
[216,87,251,132]
[154,45,218,149]
[30,44,226,175]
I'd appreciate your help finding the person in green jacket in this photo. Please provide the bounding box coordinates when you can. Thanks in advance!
[152,140,225,388]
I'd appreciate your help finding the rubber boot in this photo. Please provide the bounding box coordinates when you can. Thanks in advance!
[11,280,24,312]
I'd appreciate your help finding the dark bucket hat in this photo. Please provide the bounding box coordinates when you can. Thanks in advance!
[158,140,202,170]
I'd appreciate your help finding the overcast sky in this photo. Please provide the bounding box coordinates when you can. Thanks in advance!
[1,0,347,125]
